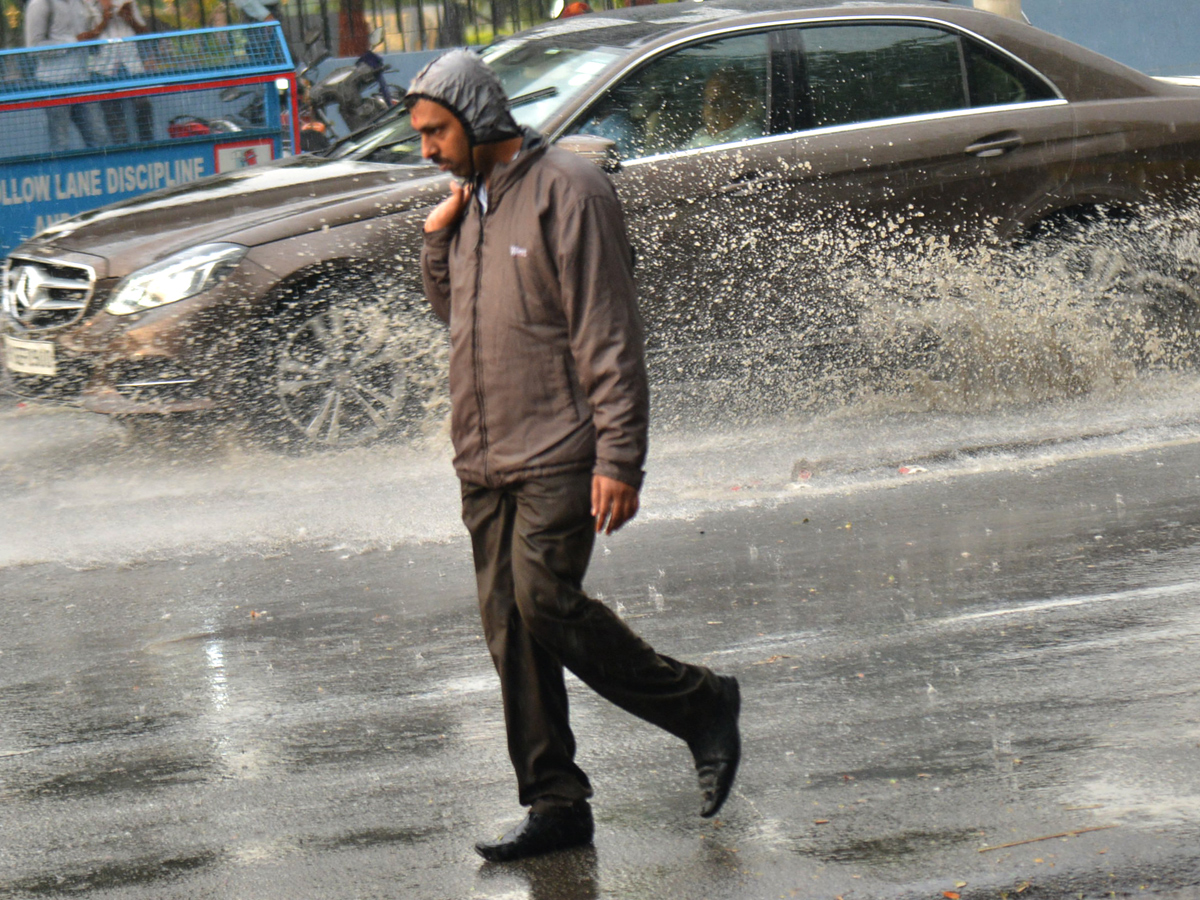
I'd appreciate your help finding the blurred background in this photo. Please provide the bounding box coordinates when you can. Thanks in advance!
[0,0,1196,100]
[0,0,640,58]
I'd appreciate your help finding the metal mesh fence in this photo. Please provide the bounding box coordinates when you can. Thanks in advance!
[1,0,628,57]
[0,24,291,160]
[0,81,283,159]
[0,23,289,98]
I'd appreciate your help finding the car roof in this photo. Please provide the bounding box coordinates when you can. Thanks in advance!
[510,0,1168,136]
[513,0,978,52]
[540,0,968,27]
[622,0,954,15]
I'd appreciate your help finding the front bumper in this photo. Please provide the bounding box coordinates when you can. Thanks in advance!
[2,328,220,414]
[2,254,276,415]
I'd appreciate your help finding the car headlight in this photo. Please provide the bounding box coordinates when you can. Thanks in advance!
[106,243,248,316]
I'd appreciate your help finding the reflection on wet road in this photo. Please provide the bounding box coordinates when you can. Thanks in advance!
[4,390,1200,896]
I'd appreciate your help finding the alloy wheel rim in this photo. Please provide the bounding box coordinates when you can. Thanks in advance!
[274,304,442,446]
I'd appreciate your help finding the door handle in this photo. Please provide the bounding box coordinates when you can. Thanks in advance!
[965,133,1023,158]
[716,171,780,196]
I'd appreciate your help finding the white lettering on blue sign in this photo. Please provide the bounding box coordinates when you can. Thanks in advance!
[35,213,72,232]
[1,175,53,206]
[54,170,103,200]
[2,155,208,210]
[105,157,207,195]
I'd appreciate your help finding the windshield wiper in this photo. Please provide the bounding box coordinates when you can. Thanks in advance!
[323,105,409,158]
[507,86,558,108]
[326,86,559,161]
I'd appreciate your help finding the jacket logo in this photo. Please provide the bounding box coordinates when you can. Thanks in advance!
[510,245,528,258]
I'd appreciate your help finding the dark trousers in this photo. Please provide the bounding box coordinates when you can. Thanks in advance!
[461,471,723,810]
[101,96,155,145]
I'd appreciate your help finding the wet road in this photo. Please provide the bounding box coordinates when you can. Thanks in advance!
[5,409,1200,899]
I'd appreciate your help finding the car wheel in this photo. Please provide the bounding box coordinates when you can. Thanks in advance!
[1027,208,1200,363]
[1048,239,1200,367]
[267,292,448,448]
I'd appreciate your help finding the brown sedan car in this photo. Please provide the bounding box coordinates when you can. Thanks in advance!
[5,0,1200,446]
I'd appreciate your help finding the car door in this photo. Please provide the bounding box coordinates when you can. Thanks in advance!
[780,20,1077,242]
[567,29,811,374]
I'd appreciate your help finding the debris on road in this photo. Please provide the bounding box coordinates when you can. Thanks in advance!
[978,824,1119,853]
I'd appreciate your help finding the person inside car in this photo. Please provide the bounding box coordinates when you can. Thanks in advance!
[685,65,765,149]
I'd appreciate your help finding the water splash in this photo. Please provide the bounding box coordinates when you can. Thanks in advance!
[4,203,1200,568]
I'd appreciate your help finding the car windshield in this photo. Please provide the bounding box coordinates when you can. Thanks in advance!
[327,40,625,165]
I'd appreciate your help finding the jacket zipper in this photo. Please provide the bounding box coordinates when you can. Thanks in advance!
[471,189,491,485]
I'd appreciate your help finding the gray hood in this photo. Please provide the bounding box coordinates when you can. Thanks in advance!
[404,49,521,145]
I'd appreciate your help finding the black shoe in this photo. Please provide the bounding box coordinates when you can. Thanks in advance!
[690,674,741,818]
[474,805,595,862]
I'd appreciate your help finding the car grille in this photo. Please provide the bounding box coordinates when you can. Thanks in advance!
[1,256,96,331]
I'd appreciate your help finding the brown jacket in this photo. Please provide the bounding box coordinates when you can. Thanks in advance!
[421,130,649,490]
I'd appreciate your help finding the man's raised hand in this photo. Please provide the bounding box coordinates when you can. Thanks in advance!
[424,180,472,233]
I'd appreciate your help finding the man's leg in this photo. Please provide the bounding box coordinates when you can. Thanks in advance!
[133,97,156,143]
[462,480,595,861]
[101,98,130,145]
[511,472,726,747]
[70,102,105,148]
[46,107,71,151]
[461,481,592,810]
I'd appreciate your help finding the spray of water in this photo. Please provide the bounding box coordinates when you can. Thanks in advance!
[646,201,1200,426]
[4,203,1200,567]
[850,207,1200,411]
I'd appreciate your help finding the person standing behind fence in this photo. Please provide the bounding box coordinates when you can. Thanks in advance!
[91,0,154,144]
[23,0,107,149]
[232,0,279,23]
[232,0,301,65]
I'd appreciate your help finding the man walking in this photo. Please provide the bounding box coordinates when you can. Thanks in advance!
[406,50,742,862]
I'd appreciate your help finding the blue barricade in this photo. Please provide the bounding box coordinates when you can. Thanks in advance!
[0,22,297,255]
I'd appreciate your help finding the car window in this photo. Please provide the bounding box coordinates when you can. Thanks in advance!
[962,37,1058,106]
[483,41,626,129]
[797,24,968,128]
[571,33,775,159]
[330,42,624,164]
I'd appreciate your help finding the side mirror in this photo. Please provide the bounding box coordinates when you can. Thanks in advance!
[369,26,385,48]
[556,134,620,173]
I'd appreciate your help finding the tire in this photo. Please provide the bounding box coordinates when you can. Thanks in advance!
[1044,231,1200,368]
[299,129,331,152]
[262,283,448,449]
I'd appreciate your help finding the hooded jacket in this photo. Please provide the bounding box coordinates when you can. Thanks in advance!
[412,52,649,490]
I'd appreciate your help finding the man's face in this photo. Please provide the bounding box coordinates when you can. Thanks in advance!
[410,99,472,178]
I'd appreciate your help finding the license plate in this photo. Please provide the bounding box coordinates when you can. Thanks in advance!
[3,334,56,376]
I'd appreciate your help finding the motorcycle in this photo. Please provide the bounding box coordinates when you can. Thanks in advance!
[166,86,267,139]
[301,27,402,149]
[294,29,334,151]
[167,29,401,151]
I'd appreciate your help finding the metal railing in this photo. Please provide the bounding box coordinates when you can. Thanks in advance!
[1,0,626,56]
[0,21,290,101]
[0,22,296,254]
